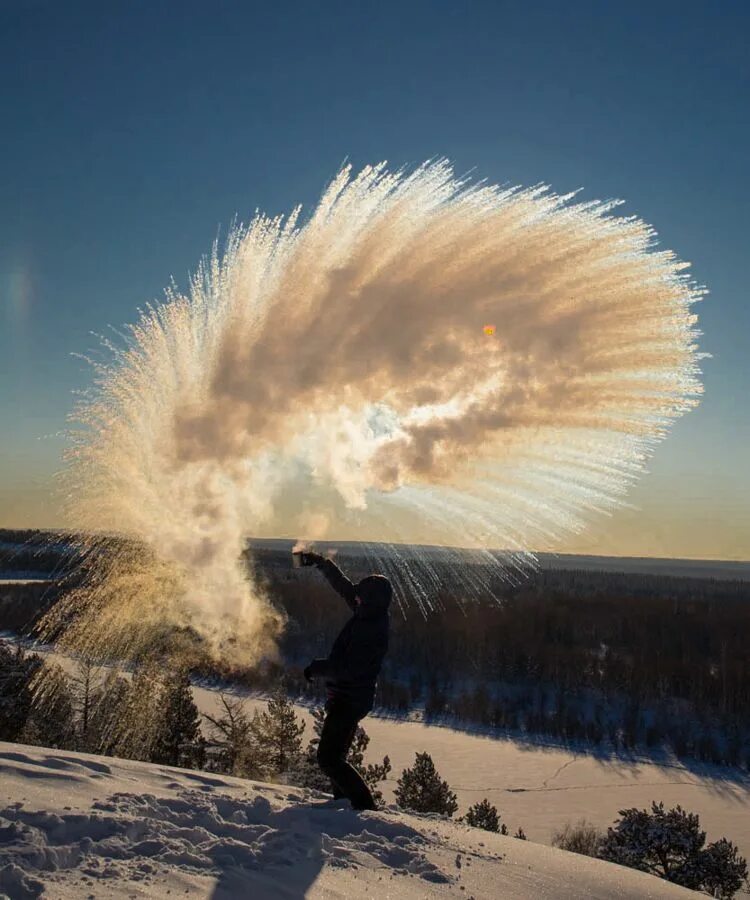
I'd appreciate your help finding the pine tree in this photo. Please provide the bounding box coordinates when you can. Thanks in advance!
[599,802,747,895]
[698,838,748,900]
[107,664,204,767]
[204,693,266,778]
[234,730,270,780]
[69,656,101,749]
[23,662,75,750]
[515,826,527,841]
[87,670,130,755]
[152,668,204,768]
[464,798,500,832]
[395,751,458,817]
[290,707,330,792]
[252,693,305,775]
[0,643,39,740]
[599,802,705,884]
[110,662,164,761]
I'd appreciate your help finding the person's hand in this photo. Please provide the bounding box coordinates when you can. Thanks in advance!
[302,551,324,567]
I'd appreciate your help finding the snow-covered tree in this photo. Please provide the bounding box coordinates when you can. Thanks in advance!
[395,751,458,817]
[464,798,500,832]
[599,802,747,896]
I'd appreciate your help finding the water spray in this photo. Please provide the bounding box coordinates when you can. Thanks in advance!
[38,160,704,667]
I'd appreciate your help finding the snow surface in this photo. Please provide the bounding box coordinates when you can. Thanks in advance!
[0,741,700,899]
[192,687,750,861]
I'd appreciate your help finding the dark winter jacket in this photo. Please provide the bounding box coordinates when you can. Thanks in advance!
[308,559,391,712]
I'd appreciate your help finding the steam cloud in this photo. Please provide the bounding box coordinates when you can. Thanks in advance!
[43,161,704,666]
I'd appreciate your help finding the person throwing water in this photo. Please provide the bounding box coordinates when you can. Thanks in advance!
[299,551,391,811]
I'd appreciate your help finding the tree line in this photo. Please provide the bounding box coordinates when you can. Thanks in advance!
[264,553,750,767]
[2,536,749,767]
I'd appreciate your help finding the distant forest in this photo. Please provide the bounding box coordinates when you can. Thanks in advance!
[1,530,749,768]
[270,548,750,768]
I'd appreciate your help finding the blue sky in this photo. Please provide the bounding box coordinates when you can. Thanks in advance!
[1,0,748,557]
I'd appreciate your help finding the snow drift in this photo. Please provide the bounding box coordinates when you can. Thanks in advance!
[0,741,701,899]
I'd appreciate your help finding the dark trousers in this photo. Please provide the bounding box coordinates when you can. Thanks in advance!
[316,699,377,811]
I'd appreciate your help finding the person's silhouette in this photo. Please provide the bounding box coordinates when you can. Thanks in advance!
[301,553,391,811]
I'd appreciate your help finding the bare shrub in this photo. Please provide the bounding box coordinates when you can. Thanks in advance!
[552,819,603,857]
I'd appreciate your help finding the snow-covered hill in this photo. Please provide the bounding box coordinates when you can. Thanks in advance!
[0,741,700,899]
[191,687,750,861]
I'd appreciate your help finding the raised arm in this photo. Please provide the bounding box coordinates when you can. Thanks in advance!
[306,554,357,611]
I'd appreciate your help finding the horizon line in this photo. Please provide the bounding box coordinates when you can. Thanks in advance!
[2,526,748,567]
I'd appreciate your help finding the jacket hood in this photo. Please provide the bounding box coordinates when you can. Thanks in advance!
[355,575,392,616]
